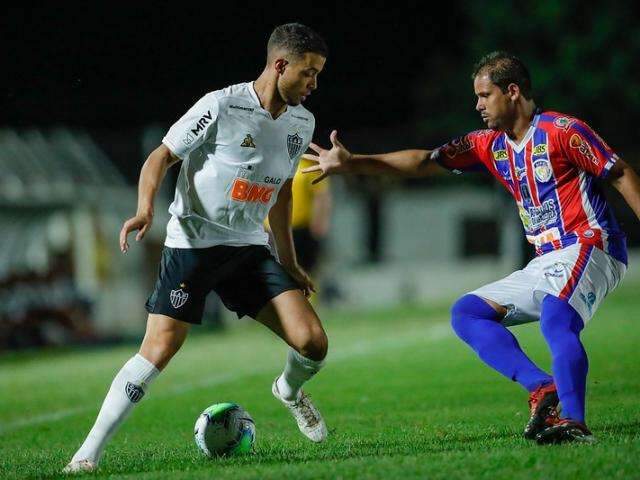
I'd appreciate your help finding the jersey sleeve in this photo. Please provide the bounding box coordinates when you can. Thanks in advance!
[162,92,219,159]
[560,119,618,179]
[431,130,493,174]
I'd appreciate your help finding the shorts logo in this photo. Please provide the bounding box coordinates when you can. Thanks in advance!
[125,382,145,403]
[570,134,599,165]
[533,159,553,182]
[230,178,274,204]
[579,291,596,313]
[170,287,189,309]
[287,133,303,159]
[544,262,565,278]
[241,134,256,148]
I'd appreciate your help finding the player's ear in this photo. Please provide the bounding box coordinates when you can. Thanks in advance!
[507,83,520,101]
[274,58,288,75]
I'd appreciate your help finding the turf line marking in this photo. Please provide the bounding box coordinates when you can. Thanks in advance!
[0,322,451,435]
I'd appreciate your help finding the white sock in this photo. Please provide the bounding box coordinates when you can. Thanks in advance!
[276,349,324,401]
[71,354,159,464]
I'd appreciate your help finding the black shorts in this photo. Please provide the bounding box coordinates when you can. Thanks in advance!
[145,245,300,324]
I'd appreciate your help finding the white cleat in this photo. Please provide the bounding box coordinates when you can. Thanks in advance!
[62,459,97,474]
[272,377,327,443]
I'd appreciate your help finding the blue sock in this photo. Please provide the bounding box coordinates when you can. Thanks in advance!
[540,295,588,423]
[451,294,553,392]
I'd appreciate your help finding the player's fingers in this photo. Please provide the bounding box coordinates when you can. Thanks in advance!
[311,172,328,185]
[302,153,319,162]
[135,223,149,242]
[302,165,323,174]
[330,130,344,149]
[308,142,324,154]
[119,224,131,252]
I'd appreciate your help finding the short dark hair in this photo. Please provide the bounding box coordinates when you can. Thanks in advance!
[267,23,328,60]
[472,51,532,99]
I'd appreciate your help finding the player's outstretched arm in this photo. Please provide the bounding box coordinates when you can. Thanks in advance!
[302,130,433,184]
[608,158,640,220]
[119,144,181,253]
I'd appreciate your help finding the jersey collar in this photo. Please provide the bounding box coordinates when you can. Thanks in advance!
[505,110,541,153]
[248,82,290,121]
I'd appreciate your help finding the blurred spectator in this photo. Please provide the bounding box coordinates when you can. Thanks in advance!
[0,253,96,350]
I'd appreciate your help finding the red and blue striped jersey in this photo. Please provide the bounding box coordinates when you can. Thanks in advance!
[434,111,627,264]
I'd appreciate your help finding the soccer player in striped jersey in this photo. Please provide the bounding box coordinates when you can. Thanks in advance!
[303,51,640,444]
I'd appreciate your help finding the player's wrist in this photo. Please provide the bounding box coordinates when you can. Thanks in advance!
[136,207,154,220]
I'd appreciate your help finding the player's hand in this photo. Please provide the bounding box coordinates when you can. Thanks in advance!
[119,213,153,253]
[302,130,352,184]
[284,263,316,297]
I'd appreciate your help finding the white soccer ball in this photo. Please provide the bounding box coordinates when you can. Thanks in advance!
[194,402,256,456]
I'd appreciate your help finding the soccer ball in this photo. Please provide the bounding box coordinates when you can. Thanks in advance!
[194,403,256,457]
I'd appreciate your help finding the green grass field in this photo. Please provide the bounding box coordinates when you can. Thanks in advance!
[1,280,639,479]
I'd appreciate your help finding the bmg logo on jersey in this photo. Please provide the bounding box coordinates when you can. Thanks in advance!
[230,178,274,204]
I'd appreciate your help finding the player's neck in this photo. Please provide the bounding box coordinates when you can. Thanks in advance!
[253,75,287,120]
[507,101,537,142]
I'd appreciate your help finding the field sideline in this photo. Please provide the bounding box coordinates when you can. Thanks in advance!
[1,281,639,479]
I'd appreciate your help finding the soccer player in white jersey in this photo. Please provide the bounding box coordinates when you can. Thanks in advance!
[303,52,640,444]
[64,23,329,473]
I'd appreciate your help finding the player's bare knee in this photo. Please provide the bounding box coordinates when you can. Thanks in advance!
[297,325,328,361]
[140,332,185,369]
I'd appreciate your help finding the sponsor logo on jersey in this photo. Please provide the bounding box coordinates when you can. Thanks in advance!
[230,178,274,204]
[583,229,595,238]
[533,159,553,182]
[515,166,527,180]
[190,111,213,137]
[528,199,558,230]
[443,135,474,159]
[230,104,254,112]
[493,149,508,161]
[532,144,547,156]
[241,134,257,148]
[570,133,599,165]
[183,133,195,147]
[553,116,575,132]
[287,133,303,159]
[264,176,281,185]
[125,382,145,403]
[170,286,189,309]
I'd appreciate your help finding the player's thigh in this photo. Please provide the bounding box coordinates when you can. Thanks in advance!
[255,289,327,359]
[534,244,626,325]
[470,268,541,326]
[139,313,191,370]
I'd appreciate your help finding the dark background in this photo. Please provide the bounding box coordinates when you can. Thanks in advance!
[4,1,640,213]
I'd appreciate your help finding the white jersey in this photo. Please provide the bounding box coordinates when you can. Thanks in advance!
[162,82,315,248]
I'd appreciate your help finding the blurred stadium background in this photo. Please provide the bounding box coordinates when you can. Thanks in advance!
[3,2,639,348]
[2,3,640,478]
